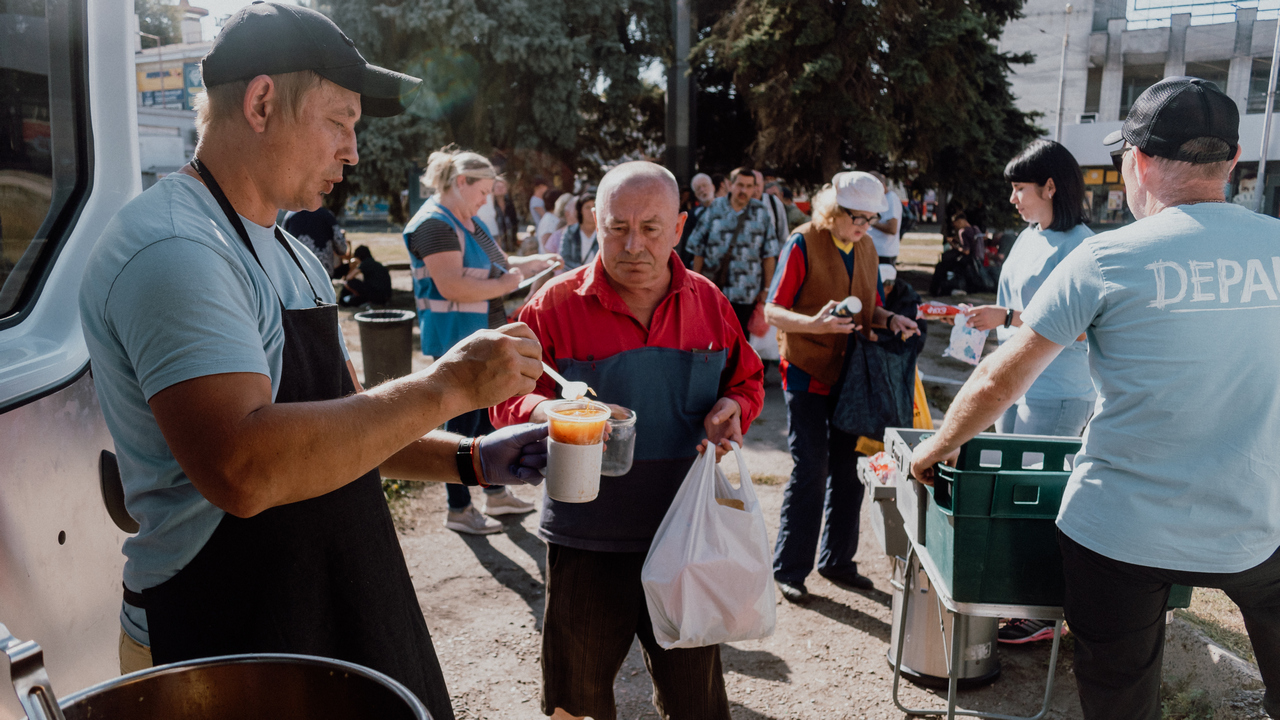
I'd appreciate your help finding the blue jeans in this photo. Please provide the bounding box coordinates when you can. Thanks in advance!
[773,385,865,585]
[995,397,1093,436]
[444,408,504,510]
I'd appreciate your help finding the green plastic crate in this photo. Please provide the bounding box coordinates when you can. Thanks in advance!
[913,432,1193,609]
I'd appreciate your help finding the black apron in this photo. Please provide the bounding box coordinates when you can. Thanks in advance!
[138,159,453,720]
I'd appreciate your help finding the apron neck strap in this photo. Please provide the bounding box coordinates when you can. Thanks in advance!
[190,157,324,307]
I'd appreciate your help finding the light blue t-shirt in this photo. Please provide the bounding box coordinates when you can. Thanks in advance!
[996,223,1097,403]
[79,173,347,643]
[1022,202,1280,573]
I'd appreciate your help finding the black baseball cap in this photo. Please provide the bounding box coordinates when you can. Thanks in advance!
[200,1,421,118]
[1103,76,1238,163]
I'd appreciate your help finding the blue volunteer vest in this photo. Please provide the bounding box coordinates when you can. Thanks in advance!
[402,200,494,356]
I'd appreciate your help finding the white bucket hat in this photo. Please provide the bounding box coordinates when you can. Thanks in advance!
[833,171,888,213]
[879,264,897,283]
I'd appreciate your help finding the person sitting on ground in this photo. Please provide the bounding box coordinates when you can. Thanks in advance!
[339,245,392,307]
[492,161,764,720]
[929,212,988,296]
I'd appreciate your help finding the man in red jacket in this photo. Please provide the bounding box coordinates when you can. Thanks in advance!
[492,161,765,720]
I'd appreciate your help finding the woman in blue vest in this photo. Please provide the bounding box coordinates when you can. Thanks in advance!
[403,147,561,534]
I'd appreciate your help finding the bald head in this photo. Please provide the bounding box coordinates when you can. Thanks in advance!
[594,161,687,295]
[598,161,680,213]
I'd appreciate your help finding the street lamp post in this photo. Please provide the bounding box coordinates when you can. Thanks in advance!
[138,32,166,110]
[1054,4,1073,142]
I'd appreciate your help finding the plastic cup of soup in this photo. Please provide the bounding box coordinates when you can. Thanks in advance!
[600,407,638,477]
[547,400,610,446]
[544,400,610,502]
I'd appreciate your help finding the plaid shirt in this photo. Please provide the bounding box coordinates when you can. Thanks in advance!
[685,196,780,304]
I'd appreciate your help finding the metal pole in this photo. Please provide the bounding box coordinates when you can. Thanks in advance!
[1256,21,1280,213]
[666,0,693,185]
[1054,4,1073,142]
[138,32,162,109]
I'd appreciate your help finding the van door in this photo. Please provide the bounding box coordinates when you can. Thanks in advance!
[1,0,141,714]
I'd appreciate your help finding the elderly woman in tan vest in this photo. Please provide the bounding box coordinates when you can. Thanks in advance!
[764,172,919,603]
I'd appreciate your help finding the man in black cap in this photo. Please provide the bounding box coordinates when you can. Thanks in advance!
[912,76,1280,719]
[79,4,547,717]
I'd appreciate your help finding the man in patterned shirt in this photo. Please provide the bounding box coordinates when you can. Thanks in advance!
[686,167,780,334]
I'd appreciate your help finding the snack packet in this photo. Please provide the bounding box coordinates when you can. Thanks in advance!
[917,301,962,319]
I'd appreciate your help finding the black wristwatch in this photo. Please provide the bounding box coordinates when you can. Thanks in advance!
[457,437,481,487]
[1003,308,1014,329]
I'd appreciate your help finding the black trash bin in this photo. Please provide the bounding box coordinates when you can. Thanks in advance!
[355,309,416,387]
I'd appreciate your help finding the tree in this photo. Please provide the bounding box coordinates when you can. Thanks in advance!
[697,0,1040,222]
[323,0,670,220]
[135,0,183,46]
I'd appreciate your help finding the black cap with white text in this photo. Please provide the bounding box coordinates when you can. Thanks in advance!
[1103,76,1238,163]
[200,1,421,118]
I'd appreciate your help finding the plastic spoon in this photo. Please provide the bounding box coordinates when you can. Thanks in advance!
[541,361,595,400]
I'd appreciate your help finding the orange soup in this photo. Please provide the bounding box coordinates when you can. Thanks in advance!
[548,403,609,445]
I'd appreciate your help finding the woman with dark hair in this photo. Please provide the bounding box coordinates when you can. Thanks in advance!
[958,138,1098,643]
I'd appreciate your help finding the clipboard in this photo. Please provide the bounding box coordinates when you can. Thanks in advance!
[515,261,562,290]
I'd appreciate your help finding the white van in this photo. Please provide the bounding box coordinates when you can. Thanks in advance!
[1,0,141,715]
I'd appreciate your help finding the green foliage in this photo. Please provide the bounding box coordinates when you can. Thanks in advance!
[1161,675,1216,720]
[135,0,182,46]
[698,0,1040,220]
[326,0,671,209]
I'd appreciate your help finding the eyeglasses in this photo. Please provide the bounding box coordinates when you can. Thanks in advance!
[842,207,876,227]
[1110,143,1132,173]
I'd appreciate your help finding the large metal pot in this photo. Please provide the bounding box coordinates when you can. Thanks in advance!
[4,624,431,720]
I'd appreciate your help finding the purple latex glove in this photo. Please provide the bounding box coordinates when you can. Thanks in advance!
[478,423,548,486]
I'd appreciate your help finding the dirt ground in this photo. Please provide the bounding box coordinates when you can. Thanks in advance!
[388,386,1095,720]
[345,232,1267,720]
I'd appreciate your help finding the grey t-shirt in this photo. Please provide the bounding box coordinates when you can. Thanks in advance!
[79,173,345,642]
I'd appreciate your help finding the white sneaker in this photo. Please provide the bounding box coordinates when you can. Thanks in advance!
[444,505,502,535]
[483,487,536,516]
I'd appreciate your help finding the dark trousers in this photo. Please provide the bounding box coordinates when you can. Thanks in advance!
[772,384,865,585]
[542,544,730,720]
[443,408,503,509]
[1059,530,1280,720]
[730,301,755,338]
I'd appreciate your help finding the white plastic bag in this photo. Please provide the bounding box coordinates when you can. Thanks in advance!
[641,442,776,649]
[942,312,989,366]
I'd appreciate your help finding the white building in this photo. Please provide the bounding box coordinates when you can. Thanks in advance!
[999,0,1280,221]
[133,0,210,185]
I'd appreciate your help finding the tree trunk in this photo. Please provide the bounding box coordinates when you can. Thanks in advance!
[819,134,842,184]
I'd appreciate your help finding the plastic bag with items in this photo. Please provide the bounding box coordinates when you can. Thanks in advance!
[942,312,989,366]
[641,442,776,649]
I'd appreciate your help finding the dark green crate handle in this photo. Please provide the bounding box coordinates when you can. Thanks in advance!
[954,434,1083,472]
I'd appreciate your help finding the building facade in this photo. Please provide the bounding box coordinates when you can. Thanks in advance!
[132,2,209,185]
[999,0,1280,222]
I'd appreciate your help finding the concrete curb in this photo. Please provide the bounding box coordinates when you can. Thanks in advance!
[1162,616,1265,717]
